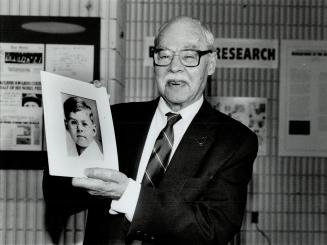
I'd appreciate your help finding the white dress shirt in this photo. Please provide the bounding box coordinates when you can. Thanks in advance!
[110,96,204,220]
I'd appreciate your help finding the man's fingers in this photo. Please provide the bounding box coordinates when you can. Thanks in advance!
[72,177,104,190]
[85,168,122,183]
[72,177,122,199]
[90,80,103,88]
[73,168,129,200]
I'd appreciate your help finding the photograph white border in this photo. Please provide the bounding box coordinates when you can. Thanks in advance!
[41,71,118,177]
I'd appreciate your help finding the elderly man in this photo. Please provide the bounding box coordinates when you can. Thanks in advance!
[43,16,258,245]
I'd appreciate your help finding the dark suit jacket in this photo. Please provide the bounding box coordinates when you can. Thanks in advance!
[43,98,258,245]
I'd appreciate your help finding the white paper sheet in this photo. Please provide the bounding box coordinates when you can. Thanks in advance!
[279,40,327,156]
[45,44,94,82]
[0,43,44,151]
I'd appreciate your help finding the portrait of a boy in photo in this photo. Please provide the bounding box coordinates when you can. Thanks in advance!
[63,95,103,160]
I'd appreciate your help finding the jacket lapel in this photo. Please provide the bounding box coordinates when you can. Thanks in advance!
[129,99,159,179]
[160,100,218,190]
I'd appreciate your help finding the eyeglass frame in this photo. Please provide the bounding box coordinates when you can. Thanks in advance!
[149,47,213,67]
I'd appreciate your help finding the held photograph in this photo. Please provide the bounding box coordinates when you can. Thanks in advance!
[41,71,118,177]
[62,94,103,160]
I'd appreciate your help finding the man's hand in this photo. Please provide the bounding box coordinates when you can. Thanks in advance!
[72,168,129,200]
[90,80,104,88]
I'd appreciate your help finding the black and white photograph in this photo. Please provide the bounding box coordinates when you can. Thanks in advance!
[0,2,326,245]
[41,71,118,178]
[22,93,42,107]
[62,93,103,160]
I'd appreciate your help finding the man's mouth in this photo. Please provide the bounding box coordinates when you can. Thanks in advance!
[167,79,186,86]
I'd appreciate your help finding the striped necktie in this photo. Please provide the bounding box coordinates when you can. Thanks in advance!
[142,112,182,187]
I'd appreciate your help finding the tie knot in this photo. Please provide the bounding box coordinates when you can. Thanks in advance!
[165,112,182,126]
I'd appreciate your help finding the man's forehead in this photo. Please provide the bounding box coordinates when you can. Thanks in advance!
[159,32,205,49]
[158,21,206,49]
[157,42,200,50]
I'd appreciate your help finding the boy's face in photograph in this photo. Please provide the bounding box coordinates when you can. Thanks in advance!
[66,110,96,148]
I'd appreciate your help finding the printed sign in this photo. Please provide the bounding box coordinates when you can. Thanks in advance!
[143,37,278,69]
[215,38,278,68]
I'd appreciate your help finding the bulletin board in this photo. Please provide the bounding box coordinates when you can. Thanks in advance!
[0,15,100,169]
[278,40,327,156]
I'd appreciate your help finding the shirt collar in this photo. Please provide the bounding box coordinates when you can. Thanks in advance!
[158,96,204,122]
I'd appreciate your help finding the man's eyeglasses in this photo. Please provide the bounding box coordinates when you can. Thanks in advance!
[150,47,213,67]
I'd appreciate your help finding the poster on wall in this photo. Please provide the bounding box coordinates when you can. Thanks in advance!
[208,97,267,155]
[279,40,327,157]
[0,43,44,151]
[46,44,94,82]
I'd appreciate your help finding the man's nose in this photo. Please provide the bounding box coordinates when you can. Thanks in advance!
[169,55,183,72]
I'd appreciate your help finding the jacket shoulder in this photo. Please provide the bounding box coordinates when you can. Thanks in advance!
[206,102,258,143]
[111,100,157,121]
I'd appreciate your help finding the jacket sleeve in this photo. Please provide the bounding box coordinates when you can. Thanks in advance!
[42,168,94,242]
[42,168,93,215]
[127,130,258,245]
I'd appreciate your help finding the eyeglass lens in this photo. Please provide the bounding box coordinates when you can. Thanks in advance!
[155,50,199,67]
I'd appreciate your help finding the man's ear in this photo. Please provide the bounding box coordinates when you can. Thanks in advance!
[207,52,217,76]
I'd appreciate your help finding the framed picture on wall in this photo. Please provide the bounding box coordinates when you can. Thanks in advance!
[41,71,118,177]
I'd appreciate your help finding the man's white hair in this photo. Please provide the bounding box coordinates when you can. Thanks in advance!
[154,16,215,50]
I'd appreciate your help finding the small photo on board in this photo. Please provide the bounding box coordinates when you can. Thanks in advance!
[41,71,118,177]
[22,93,42,107]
